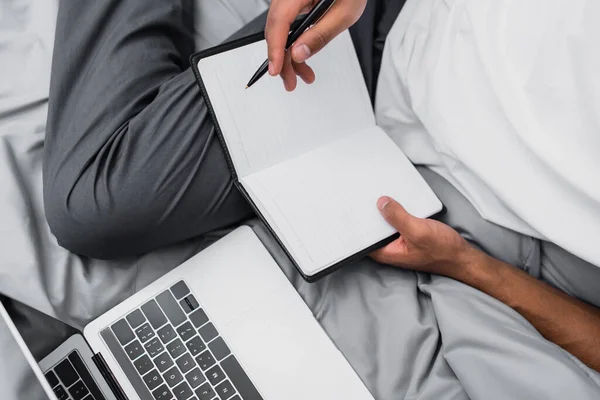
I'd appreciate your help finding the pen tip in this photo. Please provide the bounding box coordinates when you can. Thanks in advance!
[245,85,249,89]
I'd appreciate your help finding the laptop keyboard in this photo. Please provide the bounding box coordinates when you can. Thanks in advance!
[100,280,263,400]
[44,351,105,400]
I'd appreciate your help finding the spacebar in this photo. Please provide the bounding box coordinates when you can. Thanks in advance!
[100,328,153,400]
[221,355,264,400]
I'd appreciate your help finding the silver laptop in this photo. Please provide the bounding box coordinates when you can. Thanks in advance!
[1,226,375,400]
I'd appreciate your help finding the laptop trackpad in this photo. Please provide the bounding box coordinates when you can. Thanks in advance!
[220,287,372,400]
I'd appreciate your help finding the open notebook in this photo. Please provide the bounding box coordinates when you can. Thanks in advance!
[191,31,443,281]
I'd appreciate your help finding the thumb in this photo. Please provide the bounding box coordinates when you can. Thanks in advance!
[377,196,419,237]
[290,6,356,63]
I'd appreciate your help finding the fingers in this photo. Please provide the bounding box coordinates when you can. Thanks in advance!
[293,61,315,84]
[280,51,298,91]
[370,242,398,265]
[266,0,367,90]
[290,2,362,63]
[266,0,312,76]
[377,196,421,239]
[280,55,315,90]
[369,238,408,266]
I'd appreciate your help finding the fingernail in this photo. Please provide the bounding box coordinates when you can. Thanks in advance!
[292,44,311,63]
[268,61,275,76]
[377,196,391,211]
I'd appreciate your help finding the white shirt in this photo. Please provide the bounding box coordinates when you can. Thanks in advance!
[375,0,600,267]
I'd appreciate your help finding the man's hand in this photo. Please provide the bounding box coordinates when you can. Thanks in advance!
[370,197,600,373]
[265,0,367,91]
[370,196,476,279]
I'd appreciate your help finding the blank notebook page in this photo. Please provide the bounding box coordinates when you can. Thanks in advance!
[197,31,374,178]
[241,126,443,276]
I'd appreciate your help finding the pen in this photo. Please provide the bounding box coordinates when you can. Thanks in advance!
[245,0,336,89]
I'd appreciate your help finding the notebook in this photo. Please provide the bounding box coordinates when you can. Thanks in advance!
[191,30,443,281]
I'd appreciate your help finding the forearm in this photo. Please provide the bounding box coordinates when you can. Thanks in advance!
[451,247,600,372]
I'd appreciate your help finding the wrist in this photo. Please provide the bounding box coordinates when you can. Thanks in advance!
[446,244,496,285]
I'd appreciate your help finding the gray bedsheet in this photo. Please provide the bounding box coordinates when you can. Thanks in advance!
[1,1,600,399]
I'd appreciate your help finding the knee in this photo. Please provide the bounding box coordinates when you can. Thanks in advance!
[44,183,147,260]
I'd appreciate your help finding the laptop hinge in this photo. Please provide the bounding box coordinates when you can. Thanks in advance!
[92,352,129,400]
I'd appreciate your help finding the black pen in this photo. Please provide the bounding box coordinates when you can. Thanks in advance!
[246,0,336,89]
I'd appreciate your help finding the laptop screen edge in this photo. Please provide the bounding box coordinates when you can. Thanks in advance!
[0,301,58,400]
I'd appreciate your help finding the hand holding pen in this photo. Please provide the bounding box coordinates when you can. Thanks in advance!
[258,0,367,91]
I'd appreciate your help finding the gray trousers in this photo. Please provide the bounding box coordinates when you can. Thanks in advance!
[43,0,404,260]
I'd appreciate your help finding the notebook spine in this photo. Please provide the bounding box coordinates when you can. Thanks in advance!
[91,352,129,400]
[190,54,239,182]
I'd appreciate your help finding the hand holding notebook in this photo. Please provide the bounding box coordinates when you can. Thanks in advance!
[191,31,443,281]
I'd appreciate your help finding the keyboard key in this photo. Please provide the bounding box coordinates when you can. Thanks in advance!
[53,385,68,400]
[136,323,156,343]
[167,338,185,359]
[186,336,206,356]
[176,353,196,374]
[142,300,168,329]
[68,380,89,400]
[221,355,263,400]
[185,368,206,388]
[45,371,59,387]
[195,350,215,371]
[158,324,177,344]
[153,352,174,373]
[152,384,173,400]
[179,301,192,315]
[134,355,154,376]
[177,321,196,342]
[125,340,145,360]
[206,365,226,386]
[54,359,78,387]
[163,366,183,387]
[145,338,165,358]
[173,381,193,400]
[167,338,186,359]
[230,396,241,400]
[195,382,216,400]
[189,309,209,328]
[198,323,218,343]
[179,295,199,314]
[127,309,147,328]
[208,337,230,361]
[143,369,164,391]
[177,322,196,342]
[156,290,187,327]
[133,327,153,348]
[171,281,190,299]
[111,318,135,345]
[215,379,235,400]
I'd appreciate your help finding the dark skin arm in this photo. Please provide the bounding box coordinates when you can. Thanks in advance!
[265,0,600,373]
[370,196,600,372]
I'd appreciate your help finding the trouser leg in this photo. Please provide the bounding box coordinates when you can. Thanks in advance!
[44,1,253,259]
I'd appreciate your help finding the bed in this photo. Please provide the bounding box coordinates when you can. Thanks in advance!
[1,1,600,399]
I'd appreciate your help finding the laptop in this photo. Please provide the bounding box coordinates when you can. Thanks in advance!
[0,226,375,400]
